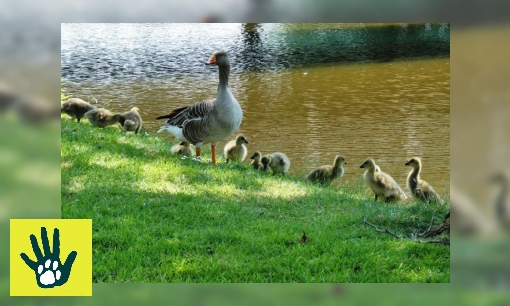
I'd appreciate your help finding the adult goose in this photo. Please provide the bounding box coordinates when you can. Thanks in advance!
[156,51,243,165]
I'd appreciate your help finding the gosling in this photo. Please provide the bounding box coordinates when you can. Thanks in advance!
[405,157,442,203]
[360,158,408,203]
[170,142,194,158]
[250,151,263,170]
[261,152,290,175]
[118,107,143,134]
[306,155,347,185]
[224,135,249,163]
[61,98,96,122]
[84,108,122,128]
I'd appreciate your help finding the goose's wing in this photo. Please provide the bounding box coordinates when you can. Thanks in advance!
[306,168,321,181]
[375,172,398,189]
[156,98,215,128]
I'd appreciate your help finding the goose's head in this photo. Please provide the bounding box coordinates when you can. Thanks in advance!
[334,155,347,167]
[236,135,249,145]
[206,50,230,66]
[359,158,377,170]
[250,151,261,160]
[405,157,422,169]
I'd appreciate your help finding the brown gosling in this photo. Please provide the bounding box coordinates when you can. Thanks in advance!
[84,108,122,128]
[249,151,263,170]
[170,141,194,158]
[306,155,347,185]
[224,135,249,163]
[359,158,408,203]
[261,152,291,175]
[61,98,97,122]
[118,107,143,134]
[405,157,442,203]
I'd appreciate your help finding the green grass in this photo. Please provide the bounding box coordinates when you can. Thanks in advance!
[61,117,450,283]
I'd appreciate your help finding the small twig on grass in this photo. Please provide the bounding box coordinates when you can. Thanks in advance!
[363,216,450,246]
[417,216,450,238]
[362,216,402,239]
[419,216,435,236]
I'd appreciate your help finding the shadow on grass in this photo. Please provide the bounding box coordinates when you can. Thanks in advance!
[62,118,450,283]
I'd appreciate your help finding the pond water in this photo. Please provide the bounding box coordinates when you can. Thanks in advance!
[61,23,450,191]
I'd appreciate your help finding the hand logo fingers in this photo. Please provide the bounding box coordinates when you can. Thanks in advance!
[52,228,60,259]
[29,234,43,260]
[63,251,78,270]
[40,227,51,257]
[20,252,38,271]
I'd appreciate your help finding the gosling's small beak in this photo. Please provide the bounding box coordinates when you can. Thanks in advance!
[344,161,347,164]
[359,164,364,168]
[245,140,250,145]
[405,161,410,166]
[206,54,217,65]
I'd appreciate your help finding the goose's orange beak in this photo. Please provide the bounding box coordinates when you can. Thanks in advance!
[206,54,217,65]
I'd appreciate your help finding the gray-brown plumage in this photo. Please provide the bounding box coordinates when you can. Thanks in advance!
[360,158,408,202]
[118,107,143,133]
[261,152,290,175]
[306,155,347,185]
[250,151,263,170]
[224,135,249,163]
[61,98,97,122]
[156,51,243,165]
[405,157,442,203]
[84,108,122,128]
[170,142,194,157]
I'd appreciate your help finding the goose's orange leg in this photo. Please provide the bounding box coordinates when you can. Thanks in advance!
[211,144,217,165]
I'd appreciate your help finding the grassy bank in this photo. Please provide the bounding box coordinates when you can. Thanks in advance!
[61,118,449,283]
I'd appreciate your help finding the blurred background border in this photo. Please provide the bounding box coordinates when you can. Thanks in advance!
[2,0,510,304]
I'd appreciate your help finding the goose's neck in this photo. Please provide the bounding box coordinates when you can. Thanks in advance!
[495,179,508,220]
[367,167,376,177]
[218,64,230,89]
[332,164,342,176]
[410,166,421,181]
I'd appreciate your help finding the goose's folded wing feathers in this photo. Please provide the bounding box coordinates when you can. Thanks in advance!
[156,98,215,127]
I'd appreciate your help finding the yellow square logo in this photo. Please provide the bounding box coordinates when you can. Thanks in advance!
[10,219,92,296]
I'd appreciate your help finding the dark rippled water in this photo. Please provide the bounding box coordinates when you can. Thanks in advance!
[62,23,449,80]
[61,23,450,190]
